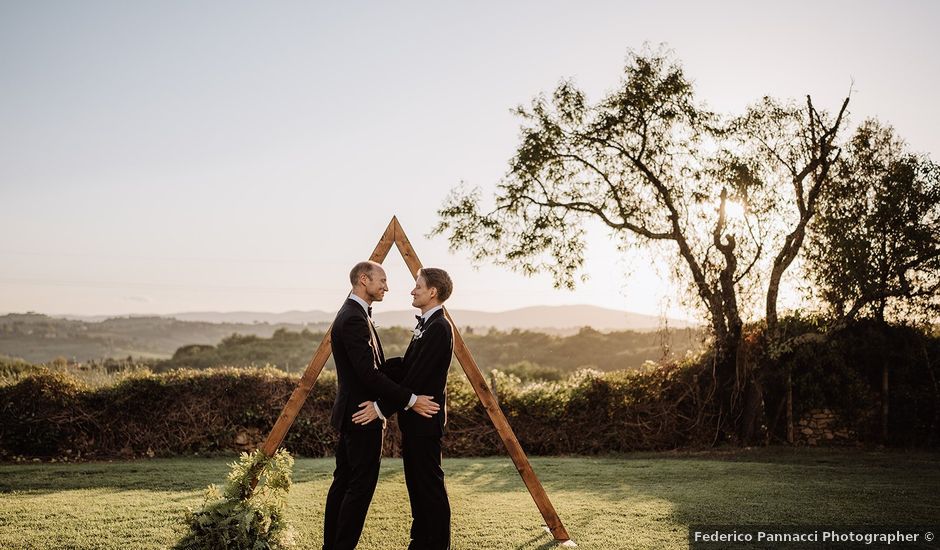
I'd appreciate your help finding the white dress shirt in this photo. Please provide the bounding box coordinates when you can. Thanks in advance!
[347,293,370,315]
[420,305,444,324]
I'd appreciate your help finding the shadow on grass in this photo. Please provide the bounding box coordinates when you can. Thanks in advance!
[0,459,229,494]
[513,529,558,550]
[0,456,345,495]
[0,455,405,495]
[3,448,939,534]
[447,448,940,530]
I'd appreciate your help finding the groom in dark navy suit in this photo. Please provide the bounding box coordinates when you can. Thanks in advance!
[352,267,455,550]
[323,261,441,550]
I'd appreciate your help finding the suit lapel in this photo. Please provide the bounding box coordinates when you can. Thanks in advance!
[369,318,385,364]
[349,298,384,367]
[424,308,445,326]
[404,309,444,359]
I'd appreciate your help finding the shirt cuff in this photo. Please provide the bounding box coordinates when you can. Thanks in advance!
[373,402,386,421]
[404,394,417,410]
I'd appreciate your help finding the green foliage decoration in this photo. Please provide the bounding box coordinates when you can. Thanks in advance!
[175,448,296,550]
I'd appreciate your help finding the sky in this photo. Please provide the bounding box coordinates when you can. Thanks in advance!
[1,0,938,321]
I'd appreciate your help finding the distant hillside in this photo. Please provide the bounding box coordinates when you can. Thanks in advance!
[0,313,326,363]
[1,305,698,363]
[166,310,336,325]
[375,305,695,333]
[110,304,693,333]
[152,325,707,374]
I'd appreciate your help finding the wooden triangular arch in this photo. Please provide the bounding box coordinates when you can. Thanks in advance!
[254,216,574,546]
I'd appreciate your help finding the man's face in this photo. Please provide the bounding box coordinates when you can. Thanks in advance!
[410,276,436,309]
[361,266,388,302]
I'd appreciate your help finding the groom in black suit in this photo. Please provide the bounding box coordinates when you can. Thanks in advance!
[352,267,455,550]
[323,260,441,550]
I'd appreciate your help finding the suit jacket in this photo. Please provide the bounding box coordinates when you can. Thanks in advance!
[377,308,454,437]
[330,298,413,432]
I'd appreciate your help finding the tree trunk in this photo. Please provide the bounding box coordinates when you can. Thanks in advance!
[786,368,794,444]
[740,375,764,444]
[922,343,939,447]
[710,321,744,444]
[881,362,889,444]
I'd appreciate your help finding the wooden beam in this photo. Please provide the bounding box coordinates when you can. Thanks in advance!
[252,216,574,544]
[259,331,333,457]
[392,218,573,543]
[391,216,421,278]
[370,216,397,263]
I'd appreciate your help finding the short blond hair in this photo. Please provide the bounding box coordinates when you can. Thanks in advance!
[419,267,453,302]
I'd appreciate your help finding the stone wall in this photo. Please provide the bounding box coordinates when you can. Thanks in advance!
[796,408,857,446]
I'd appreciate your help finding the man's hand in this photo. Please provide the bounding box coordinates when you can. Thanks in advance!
[411,395,440,418]
[352,401,378,425]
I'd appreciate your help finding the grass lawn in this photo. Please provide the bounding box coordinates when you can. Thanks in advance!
[0,448,937,549]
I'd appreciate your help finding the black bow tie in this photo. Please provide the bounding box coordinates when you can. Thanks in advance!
[415,315,425,329]
[367,306,372,317]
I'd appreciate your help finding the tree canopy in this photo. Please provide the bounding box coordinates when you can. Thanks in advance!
[806,120,940,325]
[432,47,902,442]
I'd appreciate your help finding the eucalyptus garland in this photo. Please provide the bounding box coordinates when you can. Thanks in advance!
[175,449,296,549]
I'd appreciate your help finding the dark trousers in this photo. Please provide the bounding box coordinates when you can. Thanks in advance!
[323,429,383,550]
[402,432,451,550]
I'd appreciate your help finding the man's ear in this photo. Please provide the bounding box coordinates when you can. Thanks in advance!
[429,287,437,299]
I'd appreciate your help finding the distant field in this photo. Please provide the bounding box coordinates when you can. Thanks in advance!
[1,449,937,549]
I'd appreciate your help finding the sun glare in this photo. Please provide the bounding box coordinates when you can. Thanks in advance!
[724,199,746,220]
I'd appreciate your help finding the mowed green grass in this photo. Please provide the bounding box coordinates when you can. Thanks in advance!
[0,448,937,549]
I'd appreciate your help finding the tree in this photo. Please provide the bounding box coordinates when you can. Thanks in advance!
[728,95,849,441]
[730,96,850,334]
[433,48,848,442]
[802,121,940,443]
[806,119,940,325]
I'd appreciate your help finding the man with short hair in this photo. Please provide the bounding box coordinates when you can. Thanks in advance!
[352,267,455,550]
[323,260,441,550]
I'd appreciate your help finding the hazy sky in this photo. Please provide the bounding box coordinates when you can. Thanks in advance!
[1,1,938,320]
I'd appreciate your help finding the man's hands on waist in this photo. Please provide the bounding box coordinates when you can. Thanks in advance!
[351,396,440,425]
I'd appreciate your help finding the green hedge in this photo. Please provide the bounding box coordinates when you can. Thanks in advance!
[4,318,937,460]
[0,362,716,460]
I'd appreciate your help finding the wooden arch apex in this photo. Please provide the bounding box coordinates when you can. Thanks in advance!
[254,216,574,546]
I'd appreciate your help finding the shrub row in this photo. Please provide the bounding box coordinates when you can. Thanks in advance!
[0,363,716,460]
[4,317,937,460]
